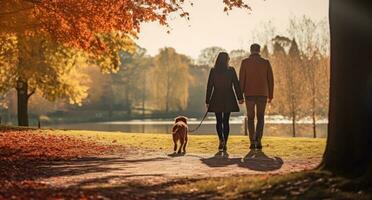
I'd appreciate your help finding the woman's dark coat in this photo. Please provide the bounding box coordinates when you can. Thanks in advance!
[206,67,244,113]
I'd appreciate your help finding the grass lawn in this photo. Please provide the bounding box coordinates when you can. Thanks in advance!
[169,170,372,200]
[47,130,372,199]
[38,130,372,199]
[51,129,326,160]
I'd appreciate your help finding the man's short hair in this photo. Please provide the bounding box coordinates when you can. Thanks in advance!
[250,43,261,53]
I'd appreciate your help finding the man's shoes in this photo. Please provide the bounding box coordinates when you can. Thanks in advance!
[256,142,262,150]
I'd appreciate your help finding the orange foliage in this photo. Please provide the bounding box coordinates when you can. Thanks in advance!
[223,0,251,11]
[0,0,249,51]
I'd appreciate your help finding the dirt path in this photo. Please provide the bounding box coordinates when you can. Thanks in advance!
[38,150,320,188]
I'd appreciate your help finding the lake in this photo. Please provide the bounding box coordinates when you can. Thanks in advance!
[47,115,328,138]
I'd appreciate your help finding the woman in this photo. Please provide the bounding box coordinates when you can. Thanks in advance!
[206,52,244,152]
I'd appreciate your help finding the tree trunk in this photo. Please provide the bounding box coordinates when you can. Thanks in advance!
[291,97,296,137]
[312,73,317,138]
[321,0,372,182]
[312,87,317,138]
[142,73,146,117]
[165,74,170,113]
[312,110,316,138]
[16,80,29,126]
[165,59,170,113]
[292,112,296,137]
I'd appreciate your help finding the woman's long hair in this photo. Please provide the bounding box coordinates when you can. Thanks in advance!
[214,52,229,71]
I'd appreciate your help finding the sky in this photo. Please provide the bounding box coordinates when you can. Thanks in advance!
[136,0,329,59]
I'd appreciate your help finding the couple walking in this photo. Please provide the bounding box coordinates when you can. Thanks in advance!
[206,44,274,151]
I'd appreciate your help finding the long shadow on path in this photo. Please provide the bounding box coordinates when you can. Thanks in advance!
[38,156,168,178]
[201,150,283,172]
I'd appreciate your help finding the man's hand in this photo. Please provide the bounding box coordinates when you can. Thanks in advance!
[268,98,273,103]
[239,99,244,104]
[206,104,209,109]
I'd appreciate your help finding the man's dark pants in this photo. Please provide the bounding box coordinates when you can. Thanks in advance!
[245,96,267,146]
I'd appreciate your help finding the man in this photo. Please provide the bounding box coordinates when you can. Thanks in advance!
[239,44,274,149]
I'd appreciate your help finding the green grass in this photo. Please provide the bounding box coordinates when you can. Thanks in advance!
[169,172,300,198]
[49,129,325,160]
[168,171,372,200]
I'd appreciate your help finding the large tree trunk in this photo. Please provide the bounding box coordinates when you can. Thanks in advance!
[321,0,372,182]
[16,80,29,126]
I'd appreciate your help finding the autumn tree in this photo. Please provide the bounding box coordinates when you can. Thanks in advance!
[287,39,306,137]
[288,16,330,138]
[270,37,306,137]
[112,47,153,116]
[0,1,137,125]
[301,51,330,138]
[150,48,191,113]
[0,34,91,126]
[0,31,135,126]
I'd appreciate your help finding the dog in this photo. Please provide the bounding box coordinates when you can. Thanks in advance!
[172,116,188,154]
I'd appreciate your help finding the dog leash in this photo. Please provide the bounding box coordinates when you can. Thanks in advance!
[188,107,209,133]
[189,75,215,133]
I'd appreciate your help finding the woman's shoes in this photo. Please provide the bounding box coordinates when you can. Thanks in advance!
[218,141,224,151]
[219,140,227,152]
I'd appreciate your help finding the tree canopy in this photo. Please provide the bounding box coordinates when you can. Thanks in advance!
[0,0,249,52]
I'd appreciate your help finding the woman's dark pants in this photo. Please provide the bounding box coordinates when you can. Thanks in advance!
[215,112,231,143]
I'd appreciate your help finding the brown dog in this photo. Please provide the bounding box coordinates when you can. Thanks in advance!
[172,116,188,154]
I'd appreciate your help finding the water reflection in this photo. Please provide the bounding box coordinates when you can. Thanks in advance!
[47,116,328,138]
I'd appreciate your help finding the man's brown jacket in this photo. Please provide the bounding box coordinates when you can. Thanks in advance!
[239,54,274,99]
